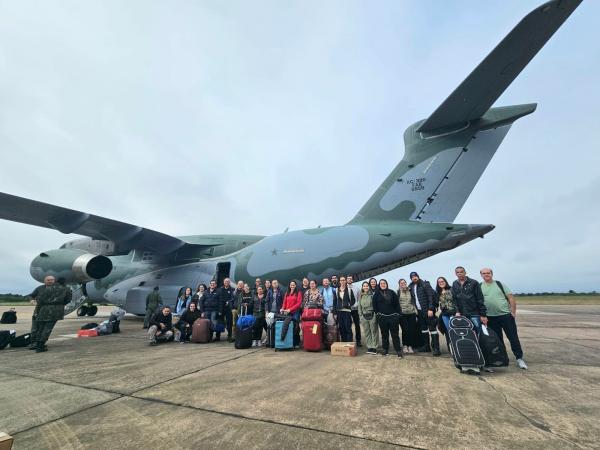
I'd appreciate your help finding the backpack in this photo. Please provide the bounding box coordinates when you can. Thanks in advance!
[10,333,31,348]
[0,330,15,350]
[81,323,99,330]
[1,310,17,324]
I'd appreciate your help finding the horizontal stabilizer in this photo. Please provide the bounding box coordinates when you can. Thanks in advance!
[417,0,582,133]
[0,192,187,254]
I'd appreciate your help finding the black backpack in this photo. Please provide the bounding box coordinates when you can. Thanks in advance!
[1,310,17,324]
[0,330,15,350]
[479,326,509,367]
[81,323,99,330]
[10,333,31,348]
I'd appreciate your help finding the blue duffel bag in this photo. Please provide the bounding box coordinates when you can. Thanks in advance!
[237,304,256,328]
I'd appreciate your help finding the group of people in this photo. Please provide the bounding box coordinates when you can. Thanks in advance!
[144,266,528,370]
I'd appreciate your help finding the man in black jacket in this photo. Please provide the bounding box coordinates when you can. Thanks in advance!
[409,272,441,356]
[218,278,236,342]
[451,266,487,331]
[200,280,223,341]
[148,306,174,345]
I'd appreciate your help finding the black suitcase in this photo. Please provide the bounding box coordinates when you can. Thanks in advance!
[0,330,15,350]
[235,326,253,349]
[448,317,485,374]
[1,310,17,324]
[10,333,32,348]
[479,325,509,367]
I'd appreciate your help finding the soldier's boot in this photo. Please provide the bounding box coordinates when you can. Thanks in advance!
[36,341,48,353]
[431,334,442,357]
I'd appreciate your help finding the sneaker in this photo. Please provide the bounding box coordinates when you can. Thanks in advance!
[407,346,414,354]
[517,359,528,370]
[150,338,157,346]
[380,350,389,357]
[402,345,409,353]
[397,351,403,358]
[484,367,494,373]
[366,348,376,355]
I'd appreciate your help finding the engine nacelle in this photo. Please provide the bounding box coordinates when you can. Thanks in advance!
[30,249,113,284]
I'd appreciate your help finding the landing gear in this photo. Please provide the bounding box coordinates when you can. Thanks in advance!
[77,306,88,317]
[87,305,98,316]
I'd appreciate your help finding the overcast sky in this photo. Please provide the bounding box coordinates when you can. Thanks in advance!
[0,0,598,294]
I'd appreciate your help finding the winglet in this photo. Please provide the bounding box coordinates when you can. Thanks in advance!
[416,0,582,133]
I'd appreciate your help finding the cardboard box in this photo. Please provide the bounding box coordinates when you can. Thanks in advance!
[0,432,14,450]
[330,342,357,357]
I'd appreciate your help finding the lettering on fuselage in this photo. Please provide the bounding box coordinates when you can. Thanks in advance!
[407,178,426,192]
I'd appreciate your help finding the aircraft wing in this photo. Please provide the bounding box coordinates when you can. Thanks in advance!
[417,0,582,133]
[0,192,187,254]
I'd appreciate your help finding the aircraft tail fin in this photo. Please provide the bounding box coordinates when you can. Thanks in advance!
[351,104,535,224]
[417,0,582,133]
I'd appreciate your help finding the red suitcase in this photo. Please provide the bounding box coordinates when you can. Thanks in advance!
[301,308,322,322]
[191,318,211,343]
[302,320,322,352]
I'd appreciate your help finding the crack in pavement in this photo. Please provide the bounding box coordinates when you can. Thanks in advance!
[478,377,582,448]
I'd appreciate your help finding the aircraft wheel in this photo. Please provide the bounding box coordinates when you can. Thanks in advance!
[87,305,98,316]
[76,306,88,317]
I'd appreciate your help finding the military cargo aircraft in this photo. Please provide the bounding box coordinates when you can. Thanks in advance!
[0,0,582,316]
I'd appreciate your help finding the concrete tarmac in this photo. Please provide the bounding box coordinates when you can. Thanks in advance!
[1,305,599,449]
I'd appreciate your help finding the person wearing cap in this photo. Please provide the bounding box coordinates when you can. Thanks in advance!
[451,266,487,332]
[479,268,527,370]
[408,271,441,356]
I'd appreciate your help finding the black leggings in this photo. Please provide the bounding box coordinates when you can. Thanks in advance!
[399,314,419,347]
[253,317,265,340]
[378,314,402,352]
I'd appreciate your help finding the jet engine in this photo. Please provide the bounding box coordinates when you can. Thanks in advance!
[29,249,113,284]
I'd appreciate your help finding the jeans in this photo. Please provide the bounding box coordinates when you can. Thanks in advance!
[442,314,451,331]
[487,314,523,359]
[208,311,221,339]
[224,307,233,338]
[467,315,481,333]
[378,313,401,353]
[337,311,353,342]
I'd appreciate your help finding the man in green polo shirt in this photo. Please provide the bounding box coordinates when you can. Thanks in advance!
[480,268,527,370]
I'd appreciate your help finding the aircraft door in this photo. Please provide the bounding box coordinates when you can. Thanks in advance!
[215,262,231,287]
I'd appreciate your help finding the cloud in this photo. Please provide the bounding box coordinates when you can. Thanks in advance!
[0,0,598,294]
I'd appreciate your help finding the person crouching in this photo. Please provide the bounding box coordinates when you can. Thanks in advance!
[148,306,174,345]
[175,302,201,343]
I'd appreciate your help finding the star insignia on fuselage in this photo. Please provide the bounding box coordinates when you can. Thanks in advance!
[271,248,278,256]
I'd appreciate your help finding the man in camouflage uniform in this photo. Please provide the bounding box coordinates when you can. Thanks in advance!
[29,275,71,352]
[144,286,162,329]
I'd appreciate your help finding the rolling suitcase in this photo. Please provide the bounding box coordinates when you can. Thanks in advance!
[235,306,254,349]
[301,320,322,352]
[191,318,212,343]
[274,320,293,350]
[323,323,339,350]
[448,316,485,374]
[479,325,509,367]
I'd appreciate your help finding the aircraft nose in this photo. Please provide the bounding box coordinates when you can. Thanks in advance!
[467,224,495,238]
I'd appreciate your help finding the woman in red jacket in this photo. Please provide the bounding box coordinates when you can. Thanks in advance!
[282,280,303,348]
